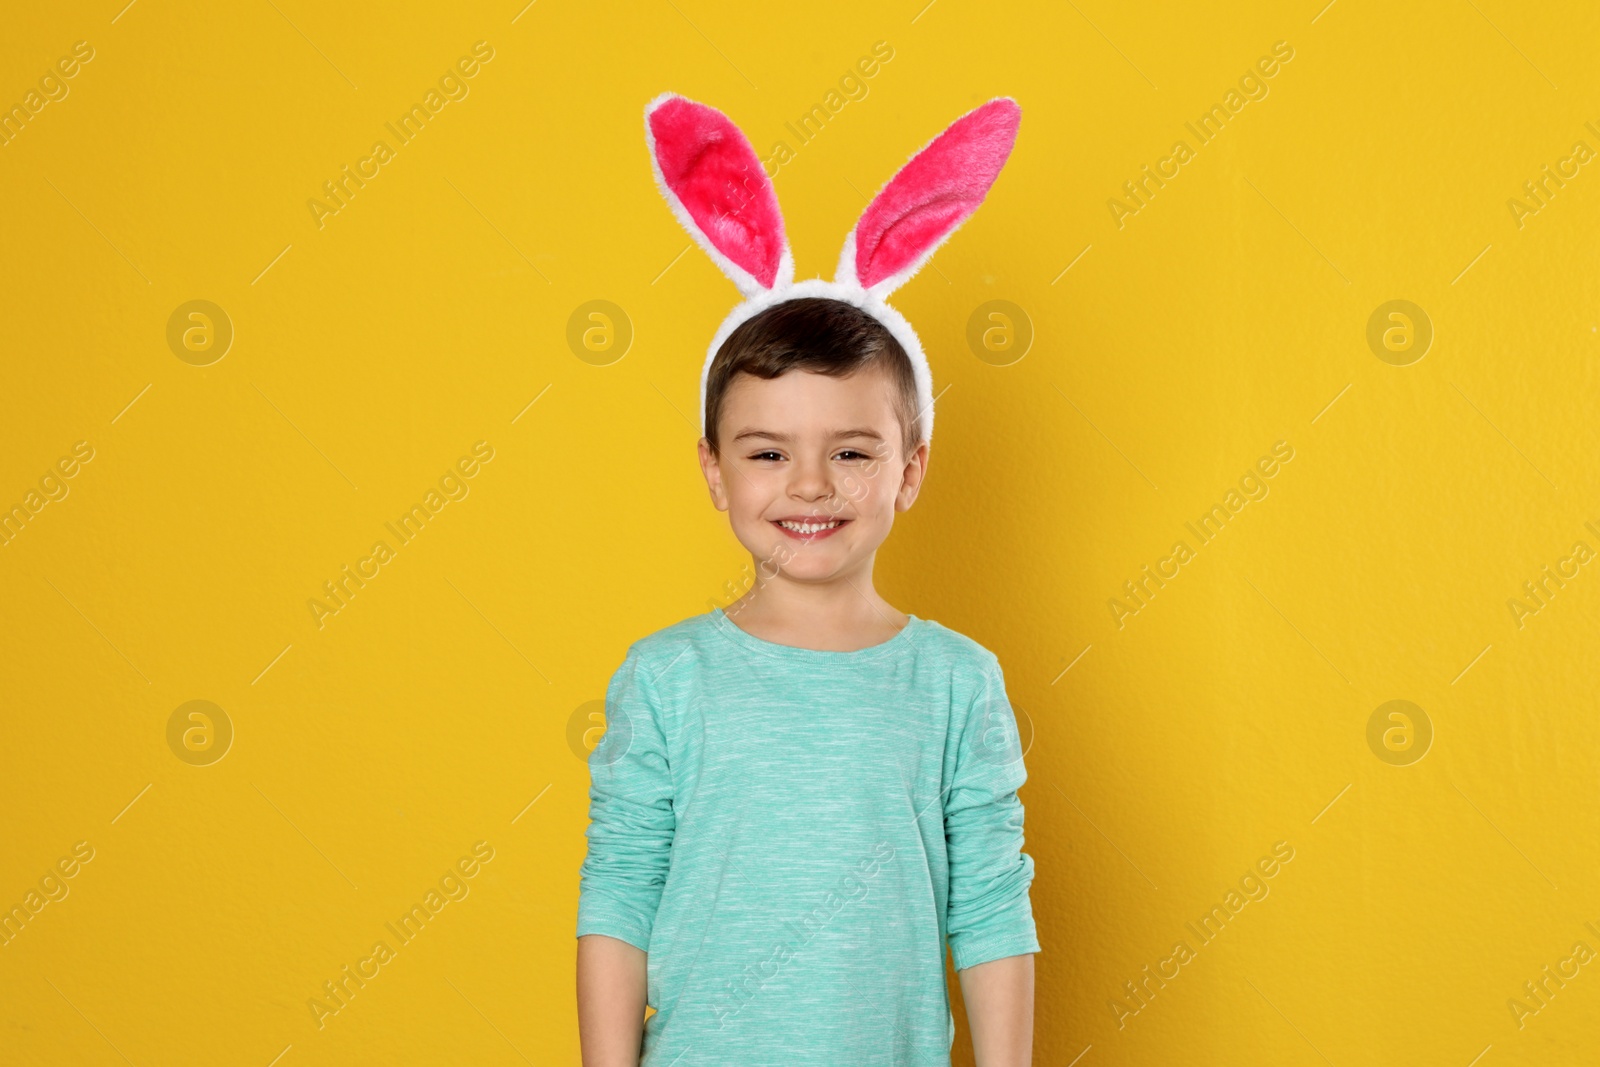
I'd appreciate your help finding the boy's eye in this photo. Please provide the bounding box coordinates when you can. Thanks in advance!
[744,449,872,461]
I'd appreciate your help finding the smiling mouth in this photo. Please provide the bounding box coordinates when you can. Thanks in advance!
[771,517,850,540]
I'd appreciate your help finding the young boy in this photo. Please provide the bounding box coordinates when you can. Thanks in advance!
[575,294,1039,1066]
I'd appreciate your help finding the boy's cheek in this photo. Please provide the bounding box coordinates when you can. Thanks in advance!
[837,475,870,503]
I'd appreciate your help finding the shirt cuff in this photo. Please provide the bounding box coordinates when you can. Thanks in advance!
[576,897,654,952]
[949,917,1041,971]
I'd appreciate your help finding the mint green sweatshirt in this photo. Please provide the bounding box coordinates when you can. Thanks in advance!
[577,606,1040,1065]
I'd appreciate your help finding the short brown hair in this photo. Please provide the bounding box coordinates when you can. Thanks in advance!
[703,297,920,460]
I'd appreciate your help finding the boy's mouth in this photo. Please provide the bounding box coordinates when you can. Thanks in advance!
[771,516,850,541]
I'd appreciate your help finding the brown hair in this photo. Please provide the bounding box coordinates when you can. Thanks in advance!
[703,297,920,460]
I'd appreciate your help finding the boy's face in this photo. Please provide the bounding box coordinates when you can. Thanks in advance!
[698,365,929,585]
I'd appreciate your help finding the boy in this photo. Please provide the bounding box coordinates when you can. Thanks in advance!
[576,298,1039,1065]
[578,92,1034,1065]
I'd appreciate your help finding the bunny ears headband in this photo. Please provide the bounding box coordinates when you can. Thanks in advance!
[643,91,1022,446]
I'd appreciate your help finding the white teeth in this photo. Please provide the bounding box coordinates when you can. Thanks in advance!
[778,519,840,534]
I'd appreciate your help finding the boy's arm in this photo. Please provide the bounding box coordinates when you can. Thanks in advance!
[577,647,676,1065]
[577,934,647,1067]
[945,654,1041,1062]
[958,952,1035,1067]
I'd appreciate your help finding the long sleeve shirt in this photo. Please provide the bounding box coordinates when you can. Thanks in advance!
[577,606,1040,1066]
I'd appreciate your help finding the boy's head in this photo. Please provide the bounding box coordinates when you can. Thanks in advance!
[703,297,921,462]
[697,297,930,585]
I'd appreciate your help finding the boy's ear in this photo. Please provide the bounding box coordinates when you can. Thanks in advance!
[698,437,730,511]
[835,97,1021,300]
[894,441,930,512]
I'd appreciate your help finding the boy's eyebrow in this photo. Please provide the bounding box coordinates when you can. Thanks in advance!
[732,428,886,443]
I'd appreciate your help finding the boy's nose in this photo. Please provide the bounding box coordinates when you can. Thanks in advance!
[788,459,836,502]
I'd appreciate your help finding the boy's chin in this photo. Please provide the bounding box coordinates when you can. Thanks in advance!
[774,559,849,582]
[731,540,853,581]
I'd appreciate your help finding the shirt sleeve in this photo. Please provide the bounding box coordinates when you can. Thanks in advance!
[943,653,1041,971]
[576,645,676,951]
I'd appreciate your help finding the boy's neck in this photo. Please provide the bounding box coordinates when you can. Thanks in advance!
[721,565,910,652]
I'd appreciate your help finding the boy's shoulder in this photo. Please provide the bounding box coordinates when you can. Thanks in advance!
[912,616,1003,676]
[621,611,714,664]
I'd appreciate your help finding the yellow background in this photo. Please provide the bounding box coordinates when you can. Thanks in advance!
[2,0,1597,1064]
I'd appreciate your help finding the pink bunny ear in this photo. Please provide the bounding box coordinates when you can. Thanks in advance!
[645,92,793,297]
[838,98,1021,297]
